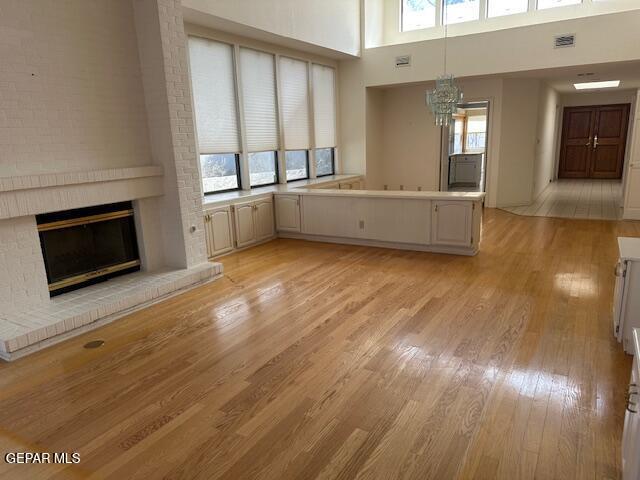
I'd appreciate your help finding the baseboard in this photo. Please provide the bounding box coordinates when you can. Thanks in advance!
[277,232,478,256]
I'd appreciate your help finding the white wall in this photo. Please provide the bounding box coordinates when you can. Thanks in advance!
[365,88,385,189]
[0,0,152,178]
[360,77,541,207]
[497,79,540,207]
[560,90,638,108]
[340,8,640,206]
[361,9,640,87]
[182,0,361,57]
[533,83,560,200]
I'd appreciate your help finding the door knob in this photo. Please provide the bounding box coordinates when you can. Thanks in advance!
[586,136,591,147]
[593,135,598,149]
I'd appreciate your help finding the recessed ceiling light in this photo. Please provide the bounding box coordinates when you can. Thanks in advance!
[574,80,621,90]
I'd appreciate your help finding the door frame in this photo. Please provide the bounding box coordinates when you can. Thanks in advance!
[439,100,491,195]
[557,103,631,179]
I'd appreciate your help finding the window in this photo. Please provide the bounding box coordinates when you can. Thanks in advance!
[402,0,436,31]
[312,64,337,153]
[189,37,339,194]
[452,118,464,154]
[188,38,240,160]
[488,0,528,17]
[200,154,241,193]
[285,151,309,181]
[465,114,487,151]
[249,151,278,187]
[280,57,311,151]
[537,0,581,9]
[444,0,480,25]
[239,48,279,154]
[188,38,241,192]
[315,148,335,177]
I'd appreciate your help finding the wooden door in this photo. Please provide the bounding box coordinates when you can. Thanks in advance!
[591,104,630,178]
[558,104,630,179]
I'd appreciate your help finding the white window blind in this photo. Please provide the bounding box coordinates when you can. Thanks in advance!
[239,48,279,152]
[188,37,240,154]
[279,57,311,150]
[312,64,337,148]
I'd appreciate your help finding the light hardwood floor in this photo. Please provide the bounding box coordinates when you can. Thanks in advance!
[501,179,623,221]
[0,209,637,479]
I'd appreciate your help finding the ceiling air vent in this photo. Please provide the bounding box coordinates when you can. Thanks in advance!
[554,34,575,48]
[395,55,411,68]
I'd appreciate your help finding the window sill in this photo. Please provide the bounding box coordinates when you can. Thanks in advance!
[202,174,363,207]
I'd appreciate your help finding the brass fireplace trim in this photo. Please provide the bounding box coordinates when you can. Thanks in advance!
[37,209,134,232]
[48,259,141,292]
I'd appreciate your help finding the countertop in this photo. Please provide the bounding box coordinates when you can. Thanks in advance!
[288,188,485,201]
[203,173,485,207]
[618,237,640,261]
[203,174,362,206]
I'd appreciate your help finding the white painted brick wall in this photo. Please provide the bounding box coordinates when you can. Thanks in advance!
[0,0,153,177]
[133,0,207,269]
[0,217,49,305]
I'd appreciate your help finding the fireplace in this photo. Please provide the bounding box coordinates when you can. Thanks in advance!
[37,202,141,296]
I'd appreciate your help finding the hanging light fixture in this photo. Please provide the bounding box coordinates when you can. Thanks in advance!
[426,0,462,127]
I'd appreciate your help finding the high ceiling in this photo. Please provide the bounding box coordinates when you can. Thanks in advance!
[504,60,640,93]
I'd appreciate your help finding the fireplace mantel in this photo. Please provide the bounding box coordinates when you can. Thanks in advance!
[0,166,164,220]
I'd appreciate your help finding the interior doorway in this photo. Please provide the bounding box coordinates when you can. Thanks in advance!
[440,101,489,193]
[558,103,630,179]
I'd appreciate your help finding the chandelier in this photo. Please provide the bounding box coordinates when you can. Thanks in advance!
[426,75,462,126]
[426,2,462,126]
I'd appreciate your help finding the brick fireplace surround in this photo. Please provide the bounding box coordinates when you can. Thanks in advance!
[0,0,222,360]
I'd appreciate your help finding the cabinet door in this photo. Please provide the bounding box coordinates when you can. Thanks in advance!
[234,202,257,248]
[623,362,640,480]
[255,199,275,241]
[349,180,361,190]
[431,201,473,247]
[275,195,301,232]
[204,206,234,257]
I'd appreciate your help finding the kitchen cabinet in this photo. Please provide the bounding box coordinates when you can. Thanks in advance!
[203,206,234,258]
[622,330,640,480]
[275,195,301,232]
[233,198,275,249]
[614,237,640,354]
[233,201,257,248]
[255,198,275,241]
[431,201,473,247]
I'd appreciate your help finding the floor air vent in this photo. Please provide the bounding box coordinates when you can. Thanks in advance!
[554,34,575,48]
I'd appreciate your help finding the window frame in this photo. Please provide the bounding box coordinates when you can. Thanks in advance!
[399,0,595,33]
[536,0,582,11]
[200,153,243,195]
[188,33,340,195]
[248,150,280,187]
[285,150,310,182]
[443,0,481,25]
[315,147,336,177]
[401,0,438,32]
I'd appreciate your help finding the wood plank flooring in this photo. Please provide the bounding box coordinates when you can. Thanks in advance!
[0,208,637,479]
[501,179,623,220]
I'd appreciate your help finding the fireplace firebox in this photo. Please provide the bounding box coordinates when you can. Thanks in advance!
[37,202,141,297]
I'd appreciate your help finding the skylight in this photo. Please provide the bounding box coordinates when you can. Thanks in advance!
[573,80,621,90]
